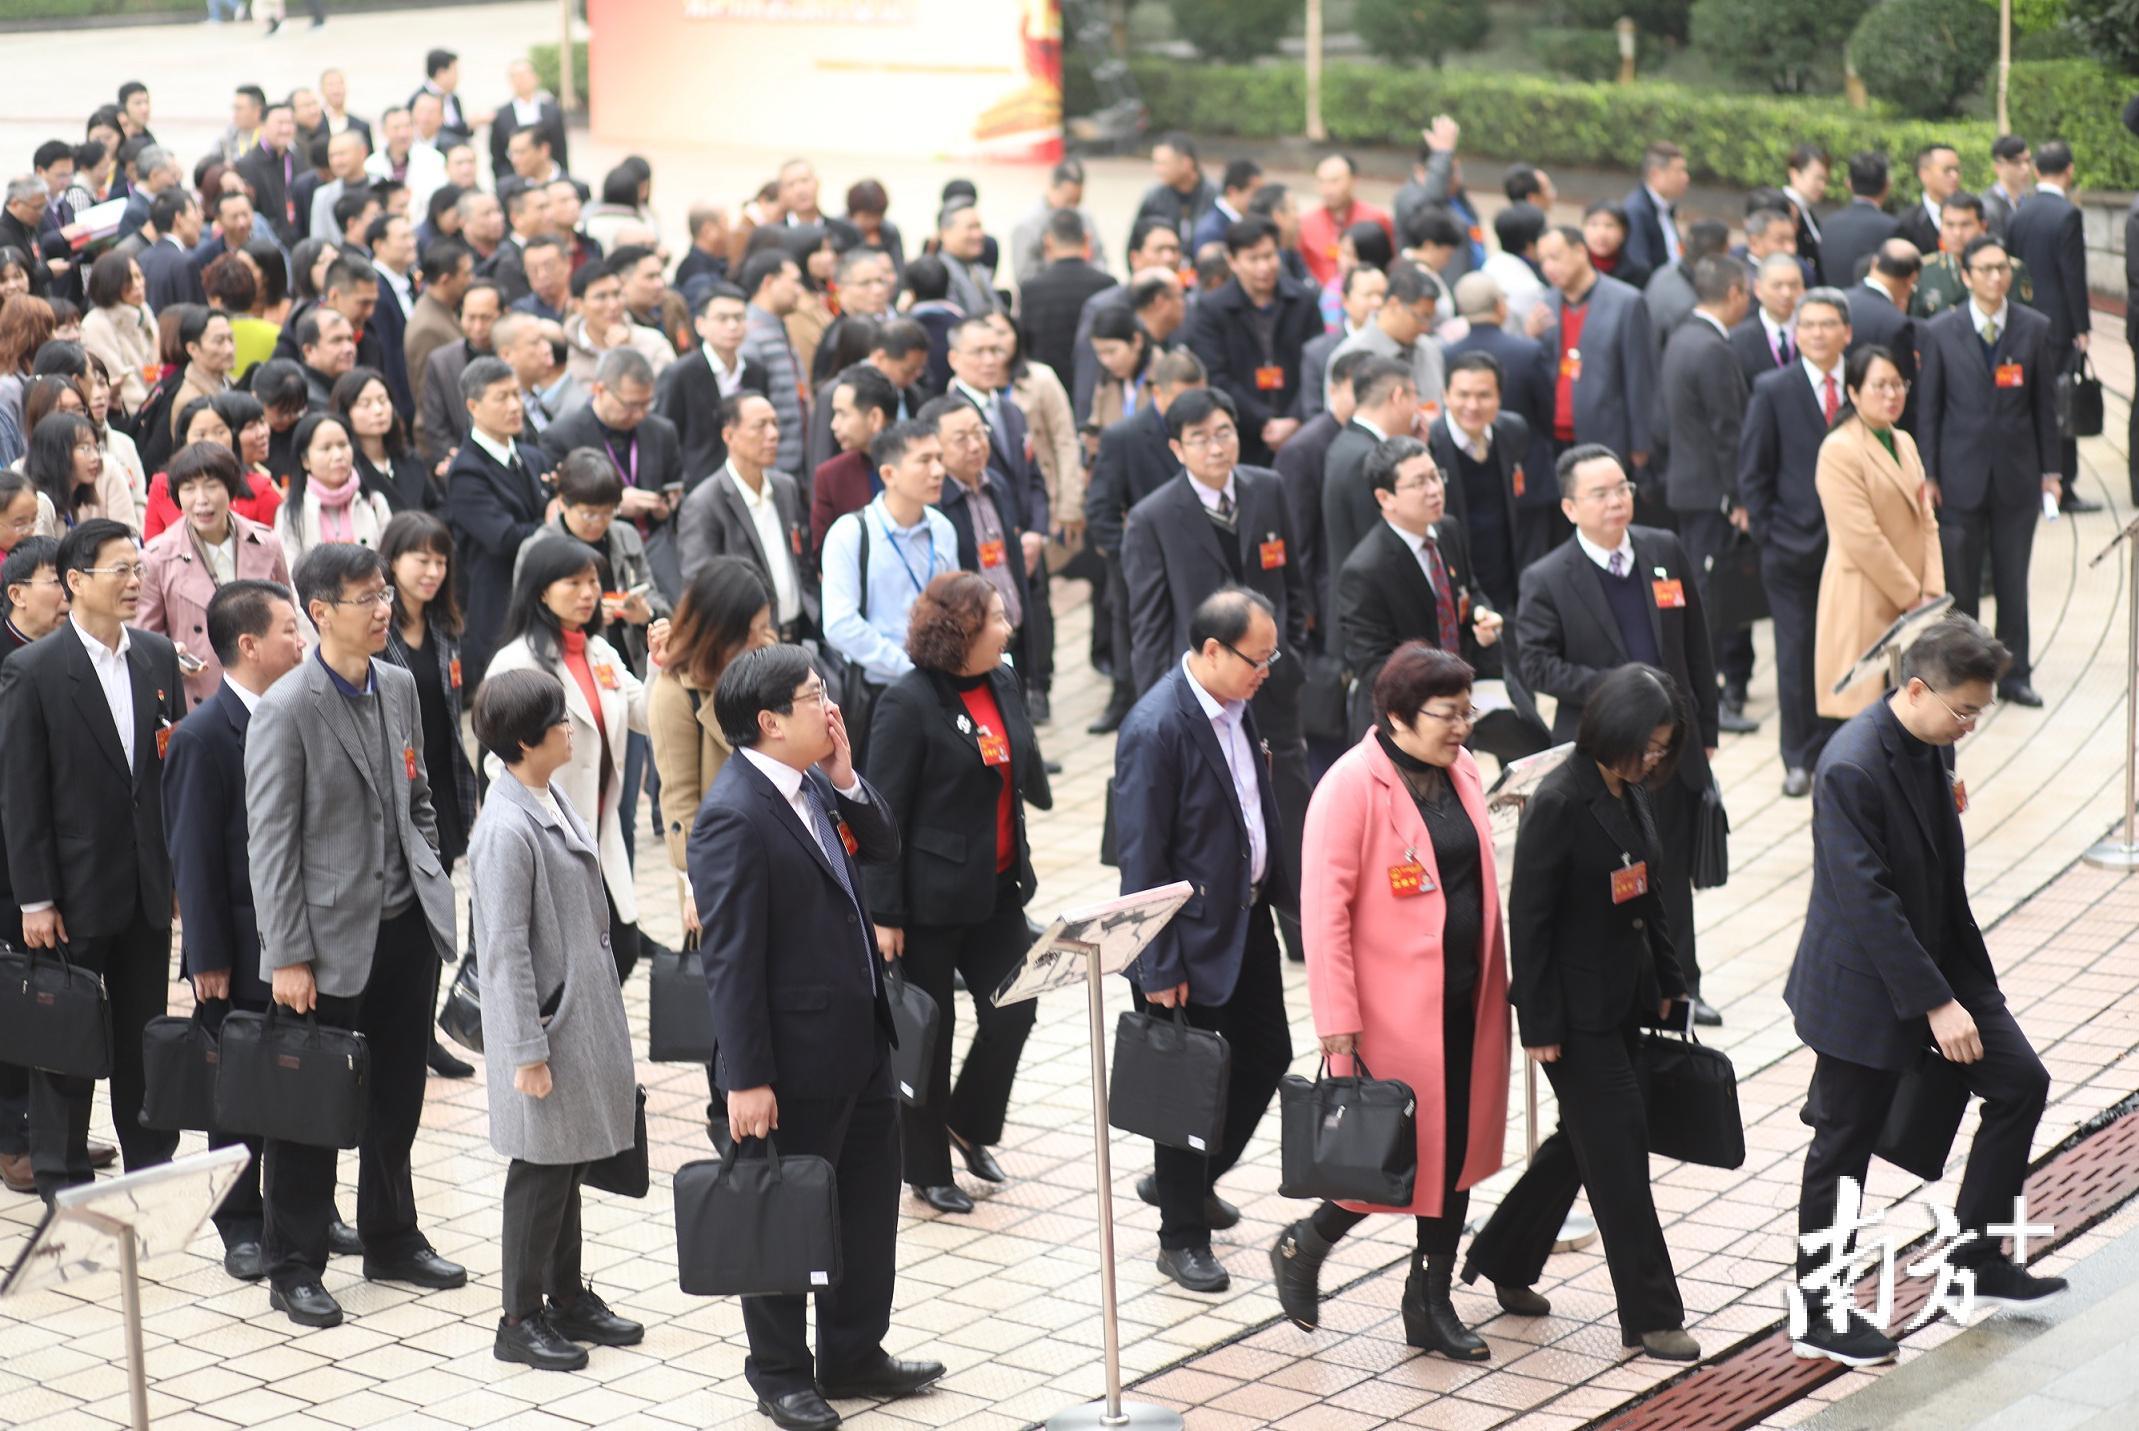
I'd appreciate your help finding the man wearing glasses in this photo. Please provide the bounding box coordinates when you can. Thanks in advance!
[244,543,465,1327]
[1786,614,2063,1368]
[1915,234,2062,711]
[1113,586,1295,1294]
[0,520,185,1201]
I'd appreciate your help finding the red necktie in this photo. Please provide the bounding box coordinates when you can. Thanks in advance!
[1822,374,1839,424]
[1424,536,1459,651]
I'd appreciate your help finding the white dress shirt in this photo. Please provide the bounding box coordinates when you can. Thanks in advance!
[1646,185,1681,263]
[1575,527,1634,574]
[737,746,867,843]
[703,344,746,399]
[1970,299,2011,344]
[468,425,522,470]
[1801,354,1845,414]
[1784,186,1821,243]
[1181,653,1268,884]
[225,672,266,714]
[726,462,801,624]
[1445,413,1492,462]
[1385,517,1444,592]
[1760,309,1792,365]
[1186,470,1240,517]
[74,616,137,770]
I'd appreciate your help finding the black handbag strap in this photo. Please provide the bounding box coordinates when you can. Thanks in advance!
[1317,1052,1377,1082]
[719,1133,785,1179]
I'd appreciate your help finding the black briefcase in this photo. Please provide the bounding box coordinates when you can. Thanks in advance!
[139,1006,221,1132]
[585,1085,649,1198]
[436,955,483,1056]
[1874,1047,1972,1182]
[1109,1008,1230,1155]
[648,935,717,1063]
[1641,1024,1746,1169]
[1692,775,1730,890]
[2056,354,2104,440]
[674,1135,841,1296]
[1278,1055,1418,1205]
[884,967,940,1106]
[215,1008,370,1149]
[0,943,112,1079]
[1704,531,1769,632]
[1297,651,1351,744]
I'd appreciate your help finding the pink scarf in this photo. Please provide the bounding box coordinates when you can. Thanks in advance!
[311,469,363,544]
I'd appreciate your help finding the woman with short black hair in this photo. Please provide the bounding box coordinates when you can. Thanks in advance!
[80,250,158,411]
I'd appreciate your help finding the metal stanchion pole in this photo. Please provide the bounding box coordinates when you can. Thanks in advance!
[117,1231,148,1431]
[1524,1058,1599,1253]
[2086,518,2139,870]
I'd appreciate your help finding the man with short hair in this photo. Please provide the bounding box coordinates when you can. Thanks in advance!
[1190,157,1263,254]
[457,189,504,267]
[1298,265,1384,423]
[1644,219,1731,353]
[675,391,809,631]
[936,201,998,317]
[0,519,186,1201]
[1533,224,1657,475]
[490,57,571,181]
[542,345,688,601]
[809,247,898,385]
[307,130,370,241]
[445,357,558,685]
[1070,222,1186,420]
[811,364,902,554]
[1431,350,1547,616]
[1732,252,1808,384]
[1010,158,1107,284]
[675,204,731,300]
[820,420,958,693]
[1445,271,1558,508]
[221,83,268,166]
[482,183,546,303]
[1392,114,1483,283]
[1329,259,1447,419]
[318,68,370,147]
[1185,217,1321,469]
[413,48,477,143]
[1783,143,1831,275]
[1129,133,1218,252]
[1983,134,2033,239]
[563,254,675,386]
[237,104,302,246]
[365,105,447,221]
[512,233,572,321]
[416,278,499,468]
[1299,153,1396,292]
[295,306,358,408]
[1278,346,1368,653]
[139,189,206,309]
[805,315,928,474]
[2006,138,2094,511]
[1848,238,1923,430]
[928,393,1043,669]
[191,187,258,281]
[1899,143,1962,256]
[659,282,771,483]
[1912,192,2033,320]
[1018,208,1117,386]
[0,175,62,297]
[1817,152,1900,288]
[1321,357,1421,580]
[739,250,810,475]
[1623,141,1690,273]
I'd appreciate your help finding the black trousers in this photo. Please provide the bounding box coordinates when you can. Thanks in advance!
[1101,549,1136,715]
[1763,542,1836,772]
[1939,503,2037,684]
[1650,775,1704,997]
[501,1159,586,1317]
[1132,901,1292,1250]
[605,886,642,985]
[2058,435,2079,506]
[29,913,179,1199]
[739,1068,901,1401]
[1797,999,2047,1282]
[1021,554,1054,694]
[1680,507,1755,692]
[1465,1023,1684,1338]
[262,905,438,1286]
[1264,737,1312,962]
[0,1060,26,1159]
[897,872,1038,1186]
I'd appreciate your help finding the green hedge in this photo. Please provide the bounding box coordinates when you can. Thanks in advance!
[527,41,589,108]
[1095,56,2139,194]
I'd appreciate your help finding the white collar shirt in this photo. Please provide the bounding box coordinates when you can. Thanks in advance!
[1180,652,1268,884]
[1186,470,1239,517]
[703,344,746,397]
[1971,299,2011,343]
[1575,527,1634,575]
[727,461,801,624]
[1801,354,1845,409]
[468,426,519,470]
[72,615,135,770]
[225,674,265,714]
[737,746,867,843]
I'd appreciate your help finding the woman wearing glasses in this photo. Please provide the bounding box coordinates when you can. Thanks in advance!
[1271,643,1510,1360]
[1460,662,1699,1362]
[1814,346,1945,717]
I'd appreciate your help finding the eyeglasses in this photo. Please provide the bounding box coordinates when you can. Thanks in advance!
[1219,640,1282,673]
[1926,686,1992,727]
[1393,476,1442,494]
[1861,380,1910,396]
[84,562,147,580]
[1576,481,1635,504]
[330,587,395,608]
[783,682,829,710]
[1418,705,1477,728]
[1642,741,1673,763]
[1968,261,2012,277]
[1181,426,1239,451]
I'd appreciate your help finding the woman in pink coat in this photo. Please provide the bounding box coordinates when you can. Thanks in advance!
[137,441,292,706]
[1271,643,1511,1360]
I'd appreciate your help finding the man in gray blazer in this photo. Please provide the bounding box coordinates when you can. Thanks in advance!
[676,392,814,637]
[245,543,465,1329]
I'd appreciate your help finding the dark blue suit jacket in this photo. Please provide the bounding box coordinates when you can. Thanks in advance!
[1542,274,1655,464]
[687,755,900,1099]
[1737,362,1835,560]
[138,236,207,311]
[1785,700,1998,1070]
[1113,664,1290,1004]
[1445,322,1557,489]
[2006,188,2090,351]
[1621,184,1674,275]
[1916,303,2062,511]
[444,435,555,686]
[161,681,265,996]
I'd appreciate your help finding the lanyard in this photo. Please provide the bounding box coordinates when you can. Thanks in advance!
[874,508,933,595]
[604,436,637,487]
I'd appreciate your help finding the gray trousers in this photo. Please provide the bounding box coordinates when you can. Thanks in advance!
[501,1159,586,1318]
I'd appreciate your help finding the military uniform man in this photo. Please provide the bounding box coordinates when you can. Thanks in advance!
[1913,192,2031,320]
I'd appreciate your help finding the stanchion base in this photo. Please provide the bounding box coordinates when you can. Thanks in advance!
[1048,1400,1185,1430]
[1553,1212,1599,1253]
[2083,839,2139,872]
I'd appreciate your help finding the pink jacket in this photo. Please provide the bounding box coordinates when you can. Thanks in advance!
[1301,731,1512,1215]
[137,512,291,708]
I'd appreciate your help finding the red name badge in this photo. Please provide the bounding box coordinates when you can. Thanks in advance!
[1611,860,1649,905]
[1953,777,1969,815]
[1259,537,1287,569]
[790,525,804,557]
[1388,860,1429,897]
[156,725,171,760]
[404,745,418,781]
[977,725,1010,766]
[1513,464,1526,499]
[1995,361,2025,389]
[1652,578,1686,609]
[594,662,620,691]
[1254,364,1285,392]
[1560,349,1582,382]
[835,818,859,856]
[979,538,1006,569]
[448,657,462,690]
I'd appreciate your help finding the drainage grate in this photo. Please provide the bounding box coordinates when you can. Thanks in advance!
[1597,1096,2139,1431]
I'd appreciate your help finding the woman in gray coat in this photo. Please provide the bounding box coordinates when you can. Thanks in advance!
[469,669,645,1373]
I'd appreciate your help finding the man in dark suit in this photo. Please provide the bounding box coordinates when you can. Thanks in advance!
[489,58,571,179]
[656,283,770,486]
[1783,144,1831,279]
[688,644,944,1431]
[138,189,206,309]
[1431,350,1554,615]
[163,580,305,1281]
[1917,235,2061,709]
[1740,287,1852,796]
[1084,352,1205,733]
[0,520,186,1200]
[1661,257,1759,734]
[1017,208,1117,386]
[445,357,558,688]
[1731,253,1807,386]
[1276,348,1365,654]
[1517,446,1723,1023]
[1128,132,1219,254]
[1982,134,2034,241]
[676,392,812,641]
[1447,272,1557,496]
[539,347,688,602]
[1534,225,1657,478]
[1897,143,1962,256]
[1184,216,1322,469]
[1816,152,1900,289]
[1319,357,1419,587]
[416,280,500,470]
[1785,616,2064,1368]
[235,105,302,248]
[2005,139,2096,512]
[926,395,1046,678]
[1621,141,1688,275]
[1112,587,1294,1292]
[1848,239,1922,432]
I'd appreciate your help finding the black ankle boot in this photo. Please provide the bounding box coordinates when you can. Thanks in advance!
[1403,1254,1489,1360]
[1269,1218,1336,1331]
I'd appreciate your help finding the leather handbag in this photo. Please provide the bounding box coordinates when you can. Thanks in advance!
[1641,1023,1746,1169]
[649,933,717,1063]
[2056,353,2104,440]
[884,966,940,1106]
[139,1006,221,1132]
[1297,651,1351,744]
[674,1135,842,1296]
[1278,1055,1418,1205]
[436,955,484,1056]
[215,1007,370,1149]
[1692,775,1730,890]
[0,942,112,1078]
[1108,1008,1230,1155]
[1874,1047,1972,1182]
[1704,530,1769,632]
[584,1085,649,1198]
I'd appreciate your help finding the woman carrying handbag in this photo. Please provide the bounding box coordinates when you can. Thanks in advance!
[468,669,645,1372]
[1271,643,1511,1359]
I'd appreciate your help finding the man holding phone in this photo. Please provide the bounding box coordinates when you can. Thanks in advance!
[539,347,687,603]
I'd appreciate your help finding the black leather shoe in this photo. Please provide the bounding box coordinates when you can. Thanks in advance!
[1043,758,1064,775]
[2061,494,2102,514]
[327,1217,363,1257]
[910,1183,974,1214]
[1087,698,1132,735]
[87,1140,117,1169]
[223,1239,268,1283]
[2000,681,2044,708]
[947,1130,1006,1184]
[1723,683,1750,710]
[269,1279,343,1328]
[817,1354,946,1400]
[1782,767,1812,799]
[427,1038,475,1079]
[1690,996,1723,1027]
[1402,1255,1489,1360]
[1027,689,1051,725]
[1718,706,1759,734]
[548,1284,644,1345]
[1155,1245,1230,1293]
[1136,1173,1238,1231]
[364,1246,468,1289]
[758,1389,841,1429]
[495,1312,588,1371]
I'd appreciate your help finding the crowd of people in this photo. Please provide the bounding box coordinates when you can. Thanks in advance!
[0,44,2104,1431]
